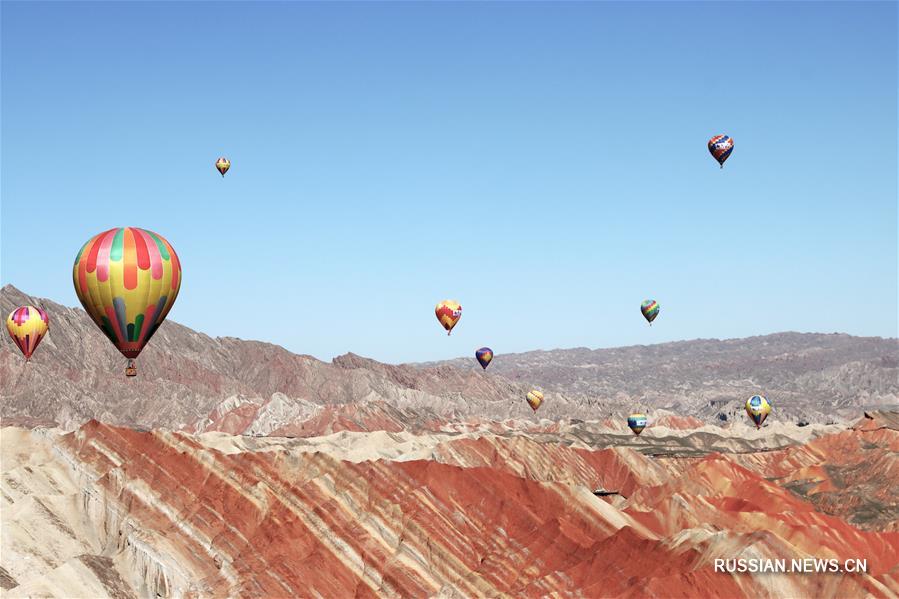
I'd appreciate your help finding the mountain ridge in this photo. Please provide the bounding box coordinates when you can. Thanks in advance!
[2,284,896,433]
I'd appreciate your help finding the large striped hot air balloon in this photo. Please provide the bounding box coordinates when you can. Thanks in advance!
[73,227,181,376]
[435,300,462,335]
[6,306,49,362]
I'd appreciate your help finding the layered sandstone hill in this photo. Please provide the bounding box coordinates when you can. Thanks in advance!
[2,412,898,598]
[2,285,897,433]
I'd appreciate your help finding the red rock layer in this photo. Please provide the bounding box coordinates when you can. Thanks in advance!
[731,420,899,532]
[41,420,899,598]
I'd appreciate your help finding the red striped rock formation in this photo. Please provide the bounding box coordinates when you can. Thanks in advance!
[3,416,897,597]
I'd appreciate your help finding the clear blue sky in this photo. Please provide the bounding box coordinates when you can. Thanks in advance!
[2,1,896,363]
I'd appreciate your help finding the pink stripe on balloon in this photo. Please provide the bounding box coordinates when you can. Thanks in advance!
[96,230,116,282]
[138,229,164,279]
[13,307,28,325]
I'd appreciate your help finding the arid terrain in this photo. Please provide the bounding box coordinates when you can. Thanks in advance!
[2,413,898,598]
[1,285,898,598]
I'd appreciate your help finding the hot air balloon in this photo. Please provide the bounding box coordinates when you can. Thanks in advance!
[435,300,462,335]
[6,306,49,362]
[627,413,648,436]
[215,157,231,177]
[640,300,659,325]
[475,347,493,370]
[708,135,733,168]
[745,395,771,429]
[526,390,544,412]
[73,227,182,377]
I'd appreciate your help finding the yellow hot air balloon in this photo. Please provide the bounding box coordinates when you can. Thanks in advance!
[73,227,182,376]
[215,157,231,177]
[435,300,462,335]
[6,306,49,362]
[745,395,772,429]
[526,390,544,412]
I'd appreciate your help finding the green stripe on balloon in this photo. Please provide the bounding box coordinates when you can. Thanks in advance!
[73,241,87,266]
[146,231,170,260]
[110,229,125,261]
[133,314,144,341]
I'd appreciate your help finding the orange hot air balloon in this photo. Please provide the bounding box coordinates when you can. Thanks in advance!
[6,306,49,362]
[526,390,544,412]
[435,300,462,335]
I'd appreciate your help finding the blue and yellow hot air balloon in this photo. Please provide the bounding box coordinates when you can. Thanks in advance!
[627,413,648,436]
[745,395,772,429]
[6,306,49,362]
[73,227,182,376]
[475,347,493,370]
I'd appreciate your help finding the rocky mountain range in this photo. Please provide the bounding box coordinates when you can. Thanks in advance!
[1,284,897,434]
[3,284,899,598]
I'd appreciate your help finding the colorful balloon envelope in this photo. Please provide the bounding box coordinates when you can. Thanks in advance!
[640,299,659,325]
[215,157,231,177]
[73,227,182,376]
[6,306,49,361]
[627,413,648,436]
[475,347,493,370]
[526,390,544,412]
[745,395,772,429]
[435,300,462,335]
[707,135,734,168]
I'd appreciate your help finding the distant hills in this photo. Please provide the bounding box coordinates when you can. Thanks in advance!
[2,284,897,431]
